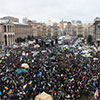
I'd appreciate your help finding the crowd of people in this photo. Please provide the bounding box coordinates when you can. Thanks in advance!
[0,38,100,100]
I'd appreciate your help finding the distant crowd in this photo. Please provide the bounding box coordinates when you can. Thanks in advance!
[0,39,100,100]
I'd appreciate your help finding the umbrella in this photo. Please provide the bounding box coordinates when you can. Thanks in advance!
[34,44,40,48]
[92,76,97,81]
[21,63,29,69]
[93,58,98,60]
[6,54,10,57]
[15,69,28,74]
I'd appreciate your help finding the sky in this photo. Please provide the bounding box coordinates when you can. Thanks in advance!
[0,0,100,24]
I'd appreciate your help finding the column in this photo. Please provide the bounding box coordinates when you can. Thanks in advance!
[10,35,13,45]
[10,26,11,32]
[13,34,15,44]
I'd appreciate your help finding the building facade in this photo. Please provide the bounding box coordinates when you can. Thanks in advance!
[2,16,100,46]
[0,17,61,46]
[86,24,94,36]
[0,19,32,46]
[27,20,61,37]
[59,20,94,38]
[0,16,19,22]
[93,17,100,45]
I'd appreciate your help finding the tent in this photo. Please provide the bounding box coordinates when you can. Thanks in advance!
[21,63,29,69]
[35,92,53,100]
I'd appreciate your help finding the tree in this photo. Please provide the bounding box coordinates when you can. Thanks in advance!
[77,34,83,37]
[63,31,66,35]
[31,35,34,40]
[16,37,23,43]
[22,38,26,42]
[27,35,31,40]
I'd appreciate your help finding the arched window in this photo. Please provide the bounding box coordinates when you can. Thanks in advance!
[4,26,6,32]
[8,26,9,32]
[4,35,7,45]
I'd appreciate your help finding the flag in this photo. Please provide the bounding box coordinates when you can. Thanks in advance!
[6,79,9,83]
[29,80,32,85]
[1,53,4,57]
[97,76,99,80]
[5,56,7,59]
[23,84,27,89]
[5,86,8,90]
[48,83,51,87]
[8,89,12,95]
[37,72,42,77]
[2,66,5,69]
[6,67,9,73]
[0,72,4,75]
[0,91,2,95]
[2,76,7,81]
[93,82,96,87]
[20,79,24,83]
[3,89,6,93]
[61,84,63,87]
[43,86,45,89]
[94,88,99,99]
[71,78,74,82]
[82,76,85,80]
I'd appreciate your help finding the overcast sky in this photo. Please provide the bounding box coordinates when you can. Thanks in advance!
[0,0,100,24]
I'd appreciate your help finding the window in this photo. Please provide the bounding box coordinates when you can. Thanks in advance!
[4,26,6,32]
[8,26,9,32]
[97,26,100,34]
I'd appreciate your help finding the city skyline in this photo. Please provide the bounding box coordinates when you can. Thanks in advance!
[0,0,100,23]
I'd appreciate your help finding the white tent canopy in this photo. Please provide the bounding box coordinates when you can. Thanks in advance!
[35,92,53,100]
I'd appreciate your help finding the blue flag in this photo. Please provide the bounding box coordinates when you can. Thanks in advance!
[93,82,96,87]
[38,72,42,77]
[0,91,2,95]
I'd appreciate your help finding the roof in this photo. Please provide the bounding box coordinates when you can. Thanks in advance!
[12,22,28,26]
[0,20,9,24]
[0,19,28,26]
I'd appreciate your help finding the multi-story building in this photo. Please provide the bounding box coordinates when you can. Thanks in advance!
[87,24,93,36]
[65,22,73,35]
[60,20,94,37]
[93,17,100,45]
[28,20,61,37]
[0,19,32,46]
[2,16,100,46]
[0,16,19,22]
[41,24,47,36]
[76,24,86,36]
[64,22,83,36]
[51,25,60,37]
[0,16,62,46]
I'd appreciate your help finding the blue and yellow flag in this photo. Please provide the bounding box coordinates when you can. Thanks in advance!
[20,79,24,83]
[29,80,32,85]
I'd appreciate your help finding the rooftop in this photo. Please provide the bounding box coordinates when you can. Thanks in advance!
[0,19,28,25]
